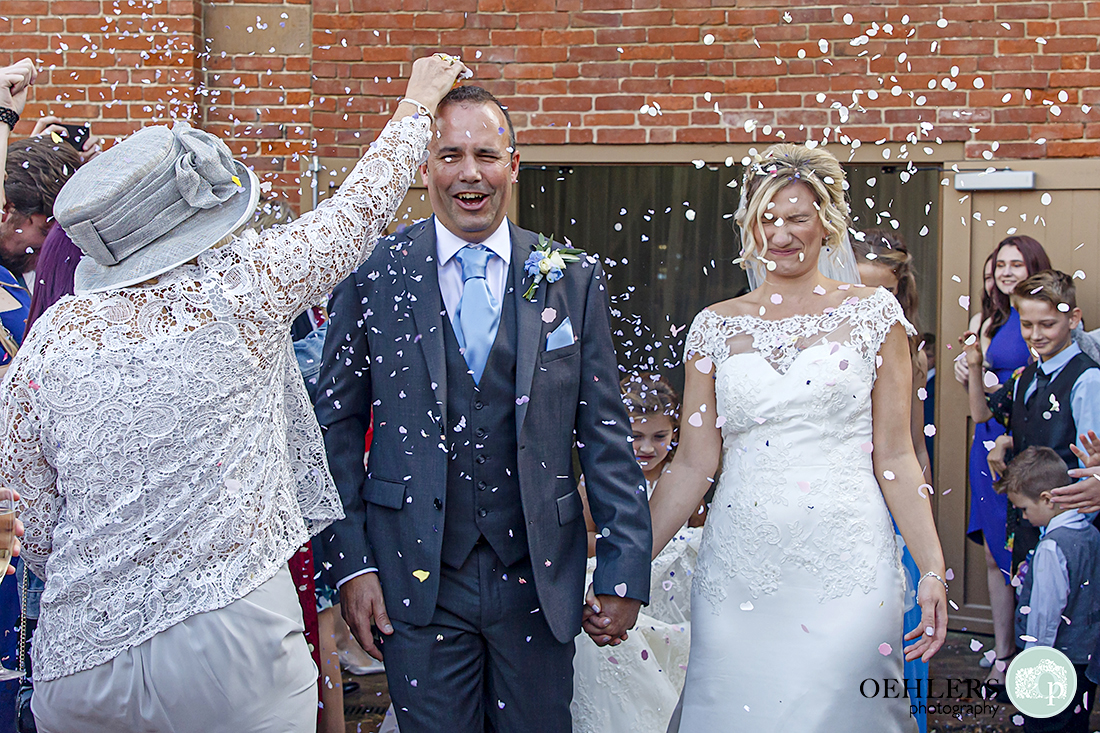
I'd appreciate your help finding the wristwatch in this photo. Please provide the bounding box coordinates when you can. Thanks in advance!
[0,108,18,131]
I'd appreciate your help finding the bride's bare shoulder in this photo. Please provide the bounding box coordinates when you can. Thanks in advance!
[701,292,760,319]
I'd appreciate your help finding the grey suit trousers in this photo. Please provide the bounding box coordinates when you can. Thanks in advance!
[383,544,575,733]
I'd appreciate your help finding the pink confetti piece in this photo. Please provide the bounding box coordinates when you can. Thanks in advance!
[516,396,530,405]
[27,380,39,391]
[688,412,703,428]
[838,284,851,291]
[541,307,557,323]
[838,360,849,371]
[715,416,726,428]
[410,679,418,687]
[861,442,873,453]
[945,568,954,581]
[959,295,970,310]
[813,285,827,295]
[878,643,892,656]
[662,580,673,591]
[545,560,552,567]
[608,656,618,665]
[614,583,628,597]
[801,624,809,633]
[798,481,811,493]
[641,650,649,660]
[694,356,713,374]
[969,639,983,652]
[770,293,783,304]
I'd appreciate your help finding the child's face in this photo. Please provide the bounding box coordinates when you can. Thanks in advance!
[1017,297,1080,360]
[631,414,674,474]
[1009,490,1061,528]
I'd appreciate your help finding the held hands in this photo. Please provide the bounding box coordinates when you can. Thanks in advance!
[582,584,641,647]
[903,575,948,662]
[339,572,393,662]
[402,54,471,118]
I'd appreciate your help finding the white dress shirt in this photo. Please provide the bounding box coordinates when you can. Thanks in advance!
[434,216,512,325]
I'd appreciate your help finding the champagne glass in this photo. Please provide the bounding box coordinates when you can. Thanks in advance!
[0,488,24,681]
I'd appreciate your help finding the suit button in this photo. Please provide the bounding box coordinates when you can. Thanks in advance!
[476,454,487,464]
[474,401,484,410]
[478,481,488,491]
[434,498,443,510]
[475,427,487,438]
[478,508,488,517]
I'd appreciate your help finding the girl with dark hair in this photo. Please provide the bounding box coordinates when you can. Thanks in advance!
[958,234,1051,687]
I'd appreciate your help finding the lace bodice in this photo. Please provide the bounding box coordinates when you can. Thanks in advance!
[684,288,914,609]
[0,115,430,681]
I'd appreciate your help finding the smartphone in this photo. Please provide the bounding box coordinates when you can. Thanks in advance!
[59,124,89,151]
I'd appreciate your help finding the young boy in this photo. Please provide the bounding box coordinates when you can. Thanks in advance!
[1003,446,1100,732]
[985,270,1100,572]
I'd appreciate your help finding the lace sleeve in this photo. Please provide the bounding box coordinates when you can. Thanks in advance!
[684,309,731,366]
[853,287,917,362]
[238,114,432,322]
[0,334,58,580]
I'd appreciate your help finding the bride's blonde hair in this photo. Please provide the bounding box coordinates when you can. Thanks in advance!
[735,144,850,271]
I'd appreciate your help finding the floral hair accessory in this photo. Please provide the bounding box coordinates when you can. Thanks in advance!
[522,233,585,301]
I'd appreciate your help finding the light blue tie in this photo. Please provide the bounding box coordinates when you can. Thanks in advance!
[454,245,500,384]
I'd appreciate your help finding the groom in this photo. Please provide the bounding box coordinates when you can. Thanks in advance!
[316,85,652,732]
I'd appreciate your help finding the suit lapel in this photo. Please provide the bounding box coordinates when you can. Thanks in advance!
[404,219,448,425]
[510,223,541,440]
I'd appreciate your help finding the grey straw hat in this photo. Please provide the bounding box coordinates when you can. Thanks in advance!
[57,121,259,294]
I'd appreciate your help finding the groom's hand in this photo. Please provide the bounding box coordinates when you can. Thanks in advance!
[340,572,393,661]
[582,588,641,646]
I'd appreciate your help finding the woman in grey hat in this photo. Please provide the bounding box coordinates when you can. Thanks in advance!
[0,54,467,733]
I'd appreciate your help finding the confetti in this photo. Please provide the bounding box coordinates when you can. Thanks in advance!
[969,639,983,652]
[878,643,892,655]
[412,570,430,582]
[541,307,557,323]
[861,442,873,453]
[694,356,713,374]
[770,293,783,304]
[740,601,754,611]
[614,583,628,597]
[688,412,703,428]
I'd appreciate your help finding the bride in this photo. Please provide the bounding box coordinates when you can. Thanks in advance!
[646,144,947,731]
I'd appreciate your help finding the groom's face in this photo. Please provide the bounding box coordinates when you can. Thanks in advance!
[421,101,520,244]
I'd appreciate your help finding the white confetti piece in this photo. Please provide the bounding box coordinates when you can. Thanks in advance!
[703,33,715,45]
[883,471,895,480]
[1041,192,1052,205]
[958,295,970,310]
[984,371,999,389]
[969,639,983,652]
[923,424,936,437]
[740,601,754,611]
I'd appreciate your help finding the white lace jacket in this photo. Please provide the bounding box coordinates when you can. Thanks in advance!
[0,115,430,682]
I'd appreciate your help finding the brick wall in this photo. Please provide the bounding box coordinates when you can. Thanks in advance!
[4,1,1099,205]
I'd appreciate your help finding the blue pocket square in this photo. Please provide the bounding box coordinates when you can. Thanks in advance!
[546,317,575,351]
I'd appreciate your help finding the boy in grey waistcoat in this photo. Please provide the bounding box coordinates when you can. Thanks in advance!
[1003,446,1100,733]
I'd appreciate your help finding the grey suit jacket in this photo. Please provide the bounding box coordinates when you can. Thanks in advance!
[315,218,652,643]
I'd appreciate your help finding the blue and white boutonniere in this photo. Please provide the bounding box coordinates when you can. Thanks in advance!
[523,233,585,301]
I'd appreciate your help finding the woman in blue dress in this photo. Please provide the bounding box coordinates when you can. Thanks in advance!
[959,235,1050,686]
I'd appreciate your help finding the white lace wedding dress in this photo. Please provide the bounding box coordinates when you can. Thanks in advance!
[671,287,917,732]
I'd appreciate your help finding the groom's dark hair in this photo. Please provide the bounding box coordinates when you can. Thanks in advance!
[438,85,517,152]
